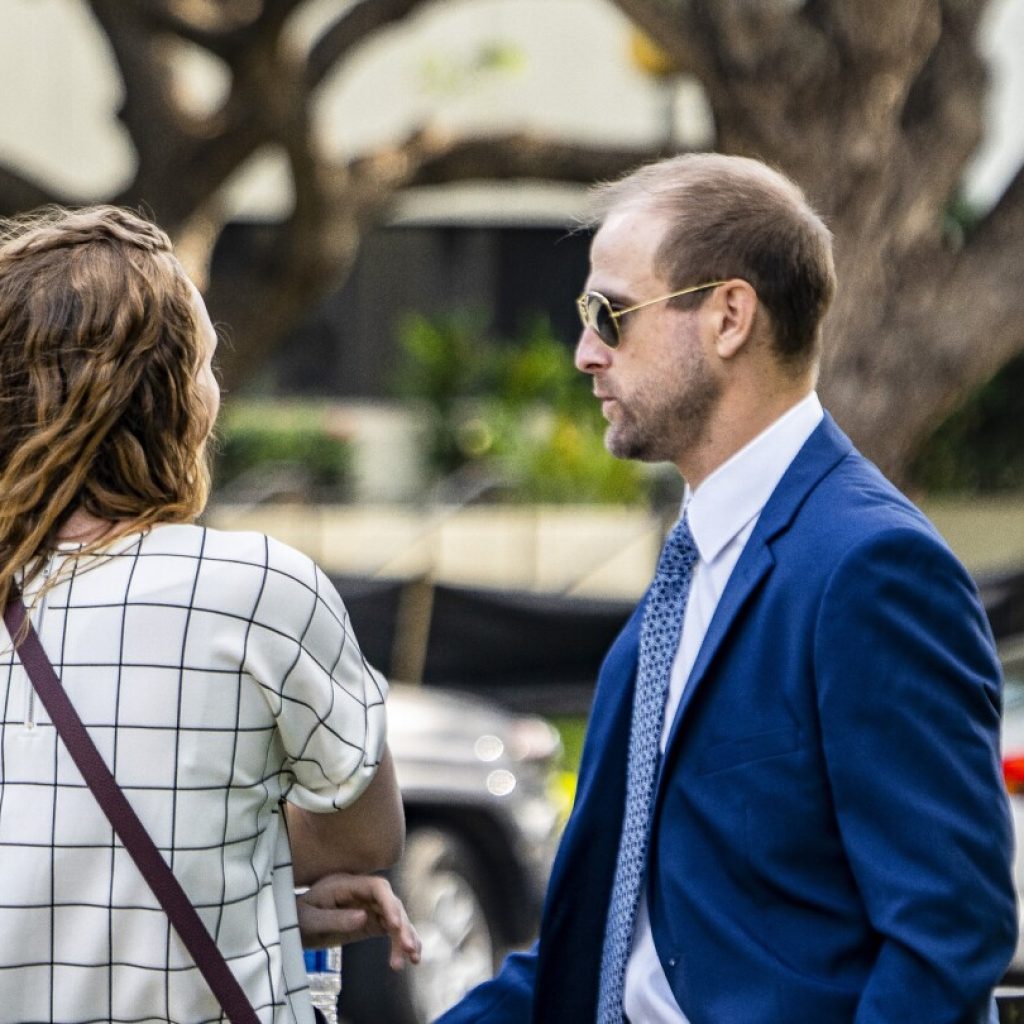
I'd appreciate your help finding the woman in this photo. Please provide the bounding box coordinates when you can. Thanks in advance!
[0,205,417,1023]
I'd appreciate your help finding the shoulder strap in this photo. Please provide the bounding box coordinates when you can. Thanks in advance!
[3,597,261,1024]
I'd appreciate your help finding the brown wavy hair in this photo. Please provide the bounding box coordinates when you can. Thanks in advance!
[0,205,213,611]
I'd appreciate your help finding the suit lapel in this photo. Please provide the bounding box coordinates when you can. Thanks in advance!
[659,544,774,761]
[660,414,854,762]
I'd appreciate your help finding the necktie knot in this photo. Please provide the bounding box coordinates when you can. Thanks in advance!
[656,515,699,580]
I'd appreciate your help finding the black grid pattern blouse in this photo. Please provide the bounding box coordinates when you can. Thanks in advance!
[0,524,388,1024]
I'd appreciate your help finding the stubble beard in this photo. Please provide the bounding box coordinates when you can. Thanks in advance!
[603,352,722,465]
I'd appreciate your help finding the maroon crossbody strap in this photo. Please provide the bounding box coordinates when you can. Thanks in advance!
[3,597,261,1024]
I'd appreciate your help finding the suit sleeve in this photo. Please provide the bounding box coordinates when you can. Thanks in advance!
[432,946,538,1023]
[815,528,1016,1024]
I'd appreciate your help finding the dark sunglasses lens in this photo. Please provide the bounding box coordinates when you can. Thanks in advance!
[587,294,619,347]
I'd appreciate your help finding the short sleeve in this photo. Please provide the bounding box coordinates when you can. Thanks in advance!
[241,536,388,813]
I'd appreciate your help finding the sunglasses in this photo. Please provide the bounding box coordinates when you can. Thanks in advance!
[575,281,727,348]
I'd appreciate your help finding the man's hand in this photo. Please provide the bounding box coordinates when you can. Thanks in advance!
[297,873,422,971]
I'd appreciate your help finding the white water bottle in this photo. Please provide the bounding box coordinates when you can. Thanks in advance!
[303,947,342,1024]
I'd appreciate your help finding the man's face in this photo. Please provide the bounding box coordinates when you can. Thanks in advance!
[575,205,722,468]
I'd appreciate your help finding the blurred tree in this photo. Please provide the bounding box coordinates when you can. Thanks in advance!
[0,0,655,395]
[0,0,1021,484]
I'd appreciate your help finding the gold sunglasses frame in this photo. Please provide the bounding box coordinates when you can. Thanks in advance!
[576,280,728,348]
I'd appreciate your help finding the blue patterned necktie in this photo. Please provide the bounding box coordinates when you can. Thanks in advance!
[596,515,699,1023]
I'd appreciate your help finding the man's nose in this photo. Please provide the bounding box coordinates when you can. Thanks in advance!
[575,327,610,374]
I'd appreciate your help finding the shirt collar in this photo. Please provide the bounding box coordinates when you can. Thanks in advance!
[683,392,824,564]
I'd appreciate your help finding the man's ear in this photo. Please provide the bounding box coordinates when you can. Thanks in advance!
[709,280,758,360]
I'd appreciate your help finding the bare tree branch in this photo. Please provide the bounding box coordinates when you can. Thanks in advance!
[825,0,939,67]
[377,130,670,191]
[609,0,709,80]
[965,156,1024,252]
[818,164,1024,481]
[306,0,432,89]
[129,0,240,56]
[892,0,988,247]
[936,163,1024,358]
[210,128,664,390]
[105,12,301,231]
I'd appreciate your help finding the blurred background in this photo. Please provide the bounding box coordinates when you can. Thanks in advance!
[2,0,1022,585]
[3,0,1024,1020]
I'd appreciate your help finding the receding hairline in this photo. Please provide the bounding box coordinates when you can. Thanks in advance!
[585,153,824,234]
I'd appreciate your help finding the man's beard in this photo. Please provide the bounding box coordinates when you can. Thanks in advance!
[604,353,721,465]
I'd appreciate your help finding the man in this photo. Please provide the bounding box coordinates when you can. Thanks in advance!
[436,154,1017,1023]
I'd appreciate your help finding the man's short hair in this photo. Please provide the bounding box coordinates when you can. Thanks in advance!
[590,153,837,367]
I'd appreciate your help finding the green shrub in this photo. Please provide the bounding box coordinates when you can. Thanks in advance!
[396,312,648,504]
[910,352,1024,494]
[213,403,352,499]
[394,313,490,478]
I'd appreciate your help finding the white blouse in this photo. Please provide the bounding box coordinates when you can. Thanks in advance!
[0,524,388,1024]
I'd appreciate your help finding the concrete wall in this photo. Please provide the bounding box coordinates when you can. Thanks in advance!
[204,498,1024,600]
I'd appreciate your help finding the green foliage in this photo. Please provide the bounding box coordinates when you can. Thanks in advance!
[549,716,587,774]
[213,403,352,498]
[909,352,1024,494]
[396,313,647,504]
[394,313,490,477]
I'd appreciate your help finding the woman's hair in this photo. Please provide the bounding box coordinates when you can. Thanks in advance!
[0,205,213,609]
[589,153,837,369]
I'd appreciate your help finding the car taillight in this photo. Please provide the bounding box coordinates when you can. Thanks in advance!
[1004,755,1024,794]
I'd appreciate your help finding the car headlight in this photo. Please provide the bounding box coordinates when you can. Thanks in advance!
[474,734,506,762]
[506,716,562,764]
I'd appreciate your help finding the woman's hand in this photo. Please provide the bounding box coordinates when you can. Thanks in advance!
[297,873,422,971]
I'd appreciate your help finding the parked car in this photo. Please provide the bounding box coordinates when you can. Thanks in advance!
[337,682,565,1024]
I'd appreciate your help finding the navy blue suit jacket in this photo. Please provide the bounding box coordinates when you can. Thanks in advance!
[437,415,1017,1023]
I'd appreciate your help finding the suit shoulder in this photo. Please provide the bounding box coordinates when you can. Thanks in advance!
[770,449,975,608]
[801,450,943,549]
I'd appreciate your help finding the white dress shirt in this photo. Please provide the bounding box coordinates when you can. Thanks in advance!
[622,393,824,1024]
